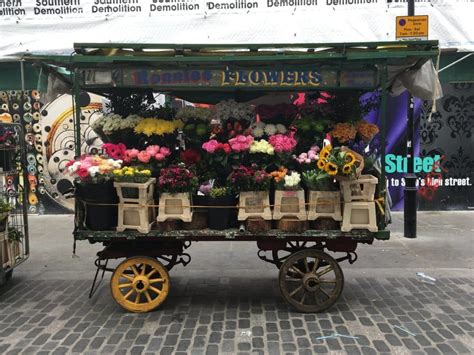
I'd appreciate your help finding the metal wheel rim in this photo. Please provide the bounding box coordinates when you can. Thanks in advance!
[279,249,343,313]
[110,256,170,313]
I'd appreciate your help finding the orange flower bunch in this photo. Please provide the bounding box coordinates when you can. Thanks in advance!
[329,123,357,143]
[356,120,379,141]
[270,167,288,183]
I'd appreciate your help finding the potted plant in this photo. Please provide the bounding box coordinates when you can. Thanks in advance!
[272,169,307,221]
[303,169,342,221]
[112,166,155,202]
[207,186,234,230]
[157,165,198,222]
[66,155,122,230]
[0,198,11,232]
[228,165,272,221]
[7,225,22,261]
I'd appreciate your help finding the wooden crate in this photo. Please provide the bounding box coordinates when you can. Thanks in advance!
[114,178,156,204]
[307,191,342,221]
[273,189,307,221]
[157,193,193,223]
[340,174,378,202]
[117,200,156,233]
[238,191,272,221]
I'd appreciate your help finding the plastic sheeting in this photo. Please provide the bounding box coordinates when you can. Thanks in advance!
[0,0,473,57]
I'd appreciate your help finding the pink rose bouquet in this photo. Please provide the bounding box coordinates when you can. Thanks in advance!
[229,135,253,153]
[269,133,297,153]
[123,145,171,164]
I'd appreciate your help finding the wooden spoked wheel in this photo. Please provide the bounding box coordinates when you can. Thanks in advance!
[279,249,343,313]
[110,256,170,313]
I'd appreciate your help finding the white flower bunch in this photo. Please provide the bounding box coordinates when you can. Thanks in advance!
[250,139,275,155]
[284,171,301,188]
[215,100,254,122]
[251,122,287,138]
[176,106,213,122]
[92,113,143,134]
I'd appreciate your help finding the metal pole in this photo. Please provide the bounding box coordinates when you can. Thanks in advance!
[379,65,388,231]
[404,0,417,238]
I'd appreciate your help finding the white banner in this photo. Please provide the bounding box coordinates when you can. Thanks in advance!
[1,0,473,57]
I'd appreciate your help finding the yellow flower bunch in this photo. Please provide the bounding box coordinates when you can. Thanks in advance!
[316,145,356,177]
[113,167,152,182]
[134,118,184,137]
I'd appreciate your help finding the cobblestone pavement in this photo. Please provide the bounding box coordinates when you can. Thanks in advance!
[1,274,473,354]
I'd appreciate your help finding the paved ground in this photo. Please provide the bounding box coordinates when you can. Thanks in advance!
[0,212,473,354]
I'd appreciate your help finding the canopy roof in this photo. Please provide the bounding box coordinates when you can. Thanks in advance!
[24,41,440,103]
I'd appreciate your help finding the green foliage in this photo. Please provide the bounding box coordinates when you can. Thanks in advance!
[0,199,11,214]
[302,170,337,191]
[209,186,230,199]
[8,225,23,243]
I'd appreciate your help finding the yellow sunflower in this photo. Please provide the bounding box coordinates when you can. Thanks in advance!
[345,152,356,164]
[320,145,332,160]
[325,162,338,176]
[342,163,353,175]
[317,159,326,170]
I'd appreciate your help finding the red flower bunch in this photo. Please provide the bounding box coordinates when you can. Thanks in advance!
[180,149,202,165]
[158,165,198,193]
[102,143,127,160]
[228,165,271,192]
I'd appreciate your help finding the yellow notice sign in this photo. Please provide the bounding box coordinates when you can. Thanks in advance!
[396,15,429,40]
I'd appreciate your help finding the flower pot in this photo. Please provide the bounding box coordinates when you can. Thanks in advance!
[157,193,193,222]
[340,174,378,202]
[114,178,156,204]
[273,189,307,221]
[208,195,234,230]
[238,191,272,221]
[307,191,342,221]
[75,181,118,231]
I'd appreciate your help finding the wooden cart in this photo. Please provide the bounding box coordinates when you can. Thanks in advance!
[28,41,439,312]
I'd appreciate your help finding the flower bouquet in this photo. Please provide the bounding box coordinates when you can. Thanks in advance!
[316,144,363,180]
[66,155,123,230]
[272,169,307,221]
[123,145,172,174]
[157,166,198,222]
[134,118,184,147]
[91,113,143,146]
[247,139,276,168]
[303,169,342,221]
[228,165,272,221]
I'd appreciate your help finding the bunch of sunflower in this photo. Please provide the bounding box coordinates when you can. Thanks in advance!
[356,120,379,142]
[316,145,357,177]
[329,123,357,143]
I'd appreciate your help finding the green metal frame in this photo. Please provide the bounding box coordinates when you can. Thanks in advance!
[56,40,440,243]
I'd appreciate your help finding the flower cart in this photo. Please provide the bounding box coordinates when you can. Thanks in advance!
[0,122,30,286]
[28,41,440,313]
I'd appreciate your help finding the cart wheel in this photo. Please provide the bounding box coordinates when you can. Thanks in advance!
[110,256,170,313]
[272,241,320,269]
[279,249,343,313]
